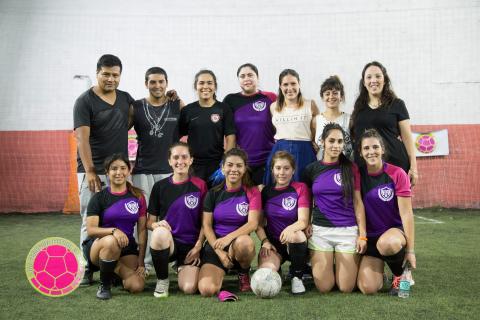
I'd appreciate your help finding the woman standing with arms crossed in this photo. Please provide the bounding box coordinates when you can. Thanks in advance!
[350,61,418,186]
[256,151,310,294]
[264,69,319,185]
[356,129,416,295]
[303,123,367,293]
[179,70,236,186]
[223,63,277,186]
[198,148,261,297]
[147,142,207,298]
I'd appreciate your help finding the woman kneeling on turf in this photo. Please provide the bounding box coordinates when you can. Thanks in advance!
[147,142,208,298]
[84,153,147,300]
[303,123,367,293]
[356,129,416,295]
[256,151,310,294]
[198,148,261,297]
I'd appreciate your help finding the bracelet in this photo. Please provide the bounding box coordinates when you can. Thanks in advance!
[111,228,117,235]
[260,238,269,246]
[358,236,368,241]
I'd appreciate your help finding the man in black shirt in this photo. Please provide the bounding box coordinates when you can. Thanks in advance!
[131,67,184,274]
[73,54,134,284]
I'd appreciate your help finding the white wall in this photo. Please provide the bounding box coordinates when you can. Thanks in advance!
[0,0,479,130]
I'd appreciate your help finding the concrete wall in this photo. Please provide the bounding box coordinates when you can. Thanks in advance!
[0,0,479,211]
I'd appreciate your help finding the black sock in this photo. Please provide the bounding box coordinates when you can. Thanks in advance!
[288,242,308,279]
[99,259,118,288]
[151,247,170,280]
[239,266,250,275]
[382,247,406,276]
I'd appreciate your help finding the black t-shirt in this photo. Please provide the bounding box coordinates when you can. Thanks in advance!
[179,101,236,164]
[73,88,134,173]
[352,98,410,172]
[132,98,181,174]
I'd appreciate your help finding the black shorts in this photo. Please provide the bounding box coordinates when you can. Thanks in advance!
[269,238,290,265]
[170,240,195,267]
[250,164,266,186]
[82,237,139,271]
[201,242,241,272]
[364,228,405,259]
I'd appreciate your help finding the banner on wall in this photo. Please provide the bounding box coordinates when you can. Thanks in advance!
[412,129,449,157]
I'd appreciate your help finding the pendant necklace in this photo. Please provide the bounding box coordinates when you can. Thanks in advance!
[143,98,170,138]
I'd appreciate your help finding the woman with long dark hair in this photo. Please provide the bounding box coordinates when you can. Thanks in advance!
[303,123,367,293]
[84,153,146,300]
[350,61,418,186]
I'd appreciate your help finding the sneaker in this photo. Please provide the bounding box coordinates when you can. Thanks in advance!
[389,275,401,296]
[238,272,251,292]
[291,276,306,295]
[80,271,93,287]
[96,284,112,300]
[154,279,169,298]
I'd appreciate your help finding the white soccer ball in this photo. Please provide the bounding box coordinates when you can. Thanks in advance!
[251,268,282,298]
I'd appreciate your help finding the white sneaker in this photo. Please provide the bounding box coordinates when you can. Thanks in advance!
[154,279,169,298]
[291,276,306,295]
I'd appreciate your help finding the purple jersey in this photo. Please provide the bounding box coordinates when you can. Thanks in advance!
[203,186,261,238]
[148,176,207,245]
[360,162,411,237]
[87,188,147,240]
[262,182,310,242]
[303,161,360,227]
[223,91,276,166]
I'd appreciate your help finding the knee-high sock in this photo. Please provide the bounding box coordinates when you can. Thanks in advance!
[99,259,118,288]
[382,247,405,276]
[151,247,170,280]
[288,242,308,279]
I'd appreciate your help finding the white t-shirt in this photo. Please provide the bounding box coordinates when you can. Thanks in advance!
[271,100,312,141]
[314,112,353,160]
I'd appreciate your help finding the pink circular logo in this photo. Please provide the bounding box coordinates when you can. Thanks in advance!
[25,237,86,297]
[415,133,436,154]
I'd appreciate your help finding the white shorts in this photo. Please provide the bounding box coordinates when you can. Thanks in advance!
[308,225,358,254]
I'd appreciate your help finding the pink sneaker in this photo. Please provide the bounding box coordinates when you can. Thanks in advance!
[218,290,238,302]
[238,272,251,292]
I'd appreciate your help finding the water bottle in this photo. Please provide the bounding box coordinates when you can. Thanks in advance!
[398,265,411,298]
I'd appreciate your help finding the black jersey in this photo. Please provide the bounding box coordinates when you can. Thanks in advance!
[73,88,134,173]
[352,98,410,172]
[178,101,236,164]
[132,98,181,174]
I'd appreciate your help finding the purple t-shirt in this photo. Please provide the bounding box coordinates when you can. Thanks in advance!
[303,161,360,227]
[262,182,310,241]
[203,186,261,237]
[360,162,411,237]
[87,188,147,240]
[148,176,207,245]
[223,91,276,167]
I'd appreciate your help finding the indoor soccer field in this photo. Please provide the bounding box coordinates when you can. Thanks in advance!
[1,209,478,320]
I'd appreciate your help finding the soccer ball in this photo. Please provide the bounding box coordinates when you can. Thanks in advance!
[415,133,436,154]
[28,241,84,297]
[251,268,282,298]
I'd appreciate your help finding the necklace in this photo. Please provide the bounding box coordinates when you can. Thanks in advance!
[142,99,170,138]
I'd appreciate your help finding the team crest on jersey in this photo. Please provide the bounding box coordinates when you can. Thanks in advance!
[378,187,394,202]
[252,101,266,112]
[184,195,199,209]
[282,196,297,211]
[333,173,342,186]
[125,201,139,214]
[211,114,220,123]
[236,202,249,216]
